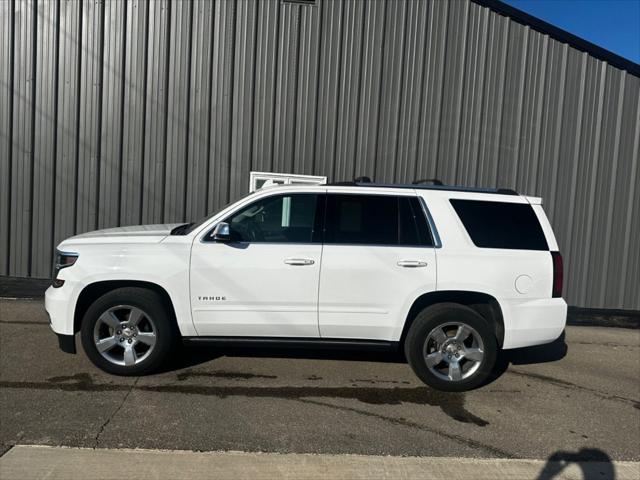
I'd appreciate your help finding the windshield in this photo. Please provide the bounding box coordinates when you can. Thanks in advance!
[170,194,252,236]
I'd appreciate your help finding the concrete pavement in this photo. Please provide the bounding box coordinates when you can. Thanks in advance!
[1,298,639,470]
[2,445,639,480]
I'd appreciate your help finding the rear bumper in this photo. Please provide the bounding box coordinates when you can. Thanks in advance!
[502,297,567,349]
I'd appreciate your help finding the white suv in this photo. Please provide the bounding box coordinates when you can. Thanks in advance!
[45,181,567,391]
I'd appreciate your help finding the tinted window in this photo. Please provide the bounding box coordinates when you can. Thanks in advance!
[406,197,434,247]
[325,194,432,246]
[225,194,319,243]
[399,197,420,245]
[450,199,548,250]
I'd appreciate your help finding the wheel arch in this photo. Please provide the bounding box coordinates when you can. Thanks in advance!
[401,290,505,347]
[74,280,179,334]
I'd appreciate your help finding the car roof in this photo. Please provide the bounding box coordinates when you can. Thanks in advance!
[254,181,525,203]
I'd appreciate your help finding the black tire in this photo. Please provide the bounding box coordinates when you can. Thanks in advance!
[404,302,497,392]
[80,287,176,376]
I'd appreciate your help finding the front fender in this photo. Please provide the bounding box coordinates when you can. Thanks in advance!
[49,242,195,337]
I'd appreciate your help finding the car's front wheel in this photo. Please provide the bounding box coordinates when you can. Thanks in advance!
[80,287,175,375]
[404,303,497,391]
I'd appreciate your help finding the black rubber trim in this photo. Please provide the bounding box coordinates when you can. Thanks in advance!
[326,182,519,195]
[183,336,399,351]
[57,333,76,354]
[472,0,640,77]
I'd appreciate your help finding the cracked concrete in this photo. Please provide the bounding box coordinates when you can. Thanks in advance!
[93,378,139,448]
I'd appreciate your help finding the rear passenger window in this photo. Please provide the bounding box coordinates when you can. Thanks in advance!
[450,199,548,250]
[324,194,433,246]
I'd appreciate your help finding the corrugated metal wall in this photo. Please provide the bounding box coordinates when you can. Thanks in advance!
[1,0,639,310]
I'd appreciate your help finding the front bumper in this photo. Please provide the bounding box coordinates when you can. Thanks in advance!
[45,285,77,354]
[502,297,568,349]
[56,333,76,354]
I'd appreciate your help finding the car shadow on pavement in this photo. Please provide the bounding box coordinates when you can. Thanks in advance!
[155,346,225,373]
[536,448,615,479]
[154,345,491,426]
[161,344,407,374]
[485,331,568,386]
[162,332,567,387]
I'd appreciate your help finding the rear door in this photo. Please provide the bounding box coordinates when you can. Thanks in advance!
[318,192,437,341]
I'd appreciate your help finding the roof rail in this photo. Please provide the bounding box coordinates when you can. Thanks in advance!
[354,176,372,183]
[326,178,518,195]
[412,178,443,186]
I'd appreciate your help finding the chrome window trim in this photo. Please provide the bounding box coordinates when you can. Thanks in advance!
[418,196,442,248]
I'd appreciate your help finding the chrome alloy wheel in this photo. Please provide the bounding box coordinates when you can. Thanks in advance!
[423,322,485,382]
[93,305,157,367]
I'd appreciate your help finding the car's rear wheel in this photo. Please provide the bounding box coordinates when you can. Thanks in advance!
[404,303,497,391]
[81,287,175,375]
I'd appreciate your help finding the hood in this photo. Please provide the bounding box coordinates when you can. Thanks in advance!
[61,223,182,245]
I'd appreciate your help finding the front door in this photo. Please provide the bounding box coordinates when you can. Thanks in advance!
[190,192,323,337]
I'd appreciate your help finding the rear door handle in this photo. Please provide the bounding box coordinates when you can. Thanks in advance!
[284,258,315,266]
[397,260,428,268]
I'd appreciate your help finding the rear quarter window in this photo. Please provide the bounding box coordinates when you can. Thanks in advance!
[450,199,548,251]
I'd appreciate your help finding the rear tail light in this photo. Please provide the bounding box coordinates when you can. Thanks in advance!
[551,251,563,298]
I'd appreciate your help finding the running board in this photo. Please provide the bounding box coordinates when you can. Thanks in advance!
[182,336,399,351]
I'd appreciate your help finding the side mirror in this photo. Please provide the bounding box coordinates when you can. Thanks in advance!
[212,222,231,242]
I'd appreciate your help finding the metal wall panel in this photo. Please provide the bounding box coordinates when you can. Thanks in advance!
[333,0,365,181]
[293,3,320,175]
[9,0,35,276]
[207,0,234,212]
[0,0,14,275]
[53,0,81,250]
[395,0,430,183]
[416,0,449,182]
[31,0,58,277]
[163,0,192,223]
[229,0,257,201]
[76,0,103,234]
[251,0,278,174]
[140,0,169,225]
[98,0,123,229]
[272,1,298,174]
[354,0,385,180]
[314,0,342,180]
[1,0,639,310]
[376,0,407,183]
[120,0,149,226]
[185,0,214,221]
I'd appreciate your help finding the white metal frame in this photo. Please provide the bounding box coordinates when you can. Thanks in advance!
[249,171,327,192]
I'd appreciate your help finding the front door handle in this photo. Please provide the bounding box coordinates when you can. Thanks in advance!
[397,260,428,268]
[284,258,315,266]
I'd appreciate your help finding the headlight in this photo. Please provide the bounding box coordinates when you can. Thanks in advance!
[53,251,78,287]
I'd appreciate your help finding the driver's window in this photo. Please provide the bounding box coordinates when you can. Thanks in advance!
[225,194,319,243]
